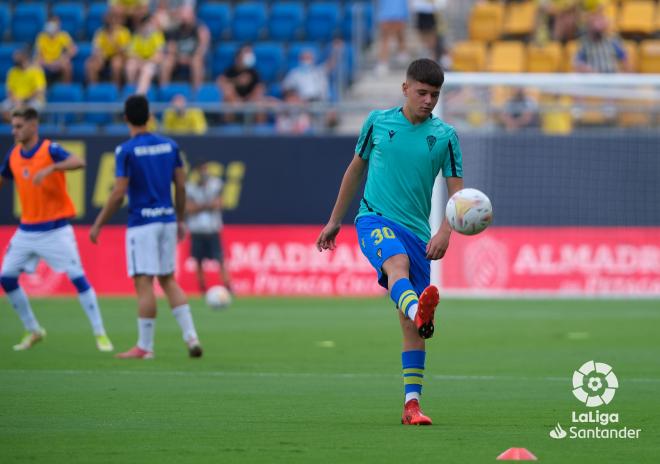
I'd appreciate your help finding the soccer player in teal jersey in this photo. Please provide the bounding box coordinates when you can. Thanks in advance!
[316,59,463,425]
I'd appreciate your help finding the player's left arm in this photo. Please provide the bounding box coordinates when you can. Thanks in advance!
[33,143,86,185]
[426,129,464,260]
[89,177,128,244]
[174,167,187,241]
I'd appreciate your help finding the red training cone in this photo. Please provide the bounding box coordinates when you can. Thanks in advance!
[496,448,538,461]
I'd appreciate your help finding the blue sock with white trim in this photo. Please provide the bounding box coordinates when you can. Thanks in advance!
[402,350,426,404]
[390,278,419,320]
[71,275,106,336]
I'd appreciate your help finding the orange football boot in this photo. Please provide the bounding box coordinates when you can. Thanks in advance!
[415,285,439,339]
[401,399,432,425]
[115,346,154,359]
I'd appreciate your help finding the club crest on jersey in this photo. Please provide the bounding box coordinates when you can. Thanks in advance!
[426,135,437,152]
[22,168,30,179]
[388,130,396,141]
[377,248,382,258]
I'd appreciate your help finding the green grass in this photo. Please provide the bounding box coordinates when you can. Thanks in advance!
[1,297,659,463]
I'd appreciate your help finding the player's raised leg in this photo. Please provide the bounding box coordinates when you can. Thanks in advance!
[158,274,202,358]
[116,275,156,359]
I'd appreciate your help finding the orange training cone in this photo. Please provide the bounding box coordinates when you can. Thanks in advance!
[496,448,538,461]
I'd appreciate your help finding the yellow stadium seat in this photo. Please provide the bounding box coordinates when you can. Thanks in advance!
[503,1,538,37]
[540,94,573,135]
[468,2,505,42]
[451,41,487,72]
[618,1,655,36]
[603,2,618,33]
[488,41,525,72]
[639,39,660,73]
[562,40,579,72]
[617,98,652,127]
[526,42,562,72]
[622,40,638,72]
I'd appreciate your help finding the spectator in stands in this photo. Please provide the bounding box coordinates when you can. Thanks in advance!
[2,50,47,121]
[412,0,447,62]
[498,88,538,132]
[216,45,266,123]
[126,15,165,95]
[162,94,208,135]
[153,0,198,33]
[538,0,579,43]
[34,16,77,84]
[86,13,132,87]
[574,11,630,73]
[376,0,410,76]
[160,6,210,90]
[275,90,312,135]
[109,0,149,31]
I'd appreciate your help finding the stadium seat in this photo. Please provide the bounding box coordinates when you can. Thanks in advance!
[158,83,193,102]
[53,3,84,39]
[526,42,562,73]
[231,2,267,42]
[639,39,660,73]
[450,41,487,72]
[343,1,373,41]
[72,42,92,83]
[212,42,239,77]
[562,40,579,72]
[253,42,285,83]
[86,83,119,124]
[539,94,573,135]
[603,2,618,33]
[286,42,322,70]
[11,4,47,43]
[0,124,12,135]
[617,97,653,128]
[488,41,525,72]
[305,3,340,42]
[268,2,304,41]
[0,44,18,80]
[198,3,231,42]
[468,1,504,42]
[267,82,283,99]
[0,4,9,42]
[618,1,655,36]
[194,83,222,103]
[502,1,537,37]
[48,83,84,123]
[623,40,639,72]
[103,123,129,135]
[121,84,157,102]
[86,3,108,40]
[67,123,100,135]
[39,124,63,134]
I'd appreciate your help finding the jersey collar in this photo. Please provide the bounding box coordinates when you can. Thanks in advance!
[19,138,44,159]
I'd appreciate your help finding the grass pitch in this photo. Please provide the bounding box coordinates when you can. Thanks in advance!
[1,297,659,463]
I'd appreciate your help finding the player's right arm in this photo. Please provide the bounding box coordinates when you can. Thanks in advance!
[316,155,367,251]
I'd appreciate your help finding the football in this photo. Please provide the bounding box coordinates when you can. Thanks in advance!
[445,188,493,235]
[205,285,232,310]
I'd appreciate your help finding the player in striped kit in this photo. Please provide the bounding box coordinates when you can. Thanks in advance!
[0,107,113,352]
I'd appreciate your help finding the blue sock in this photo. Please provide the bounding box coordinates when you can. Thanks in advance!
[402,350,426,404]
[390,278,418,319]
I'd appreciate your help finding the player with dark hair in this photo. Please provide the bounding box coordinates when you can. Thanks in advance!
[90,95,202,359]
[316,59,464,425]
[0,107,113,352]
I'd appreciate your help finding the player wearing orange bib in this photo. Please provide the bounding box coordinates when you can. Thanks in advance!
[0,107,113,352]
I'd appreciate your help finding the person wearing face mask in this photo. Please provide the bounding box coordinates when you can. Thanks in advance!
[574,10,630,73]
[125,15,165,95]
[2,50,47,121]
[216,44,266,123]
[159,6,210,90]
[185,162,233,294]
[34,16,77,84]
[162,94,207,135]
[86,13,132,87]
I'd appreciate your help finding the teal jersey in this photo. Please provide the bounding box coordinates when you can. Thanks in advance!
[354,107,463,243]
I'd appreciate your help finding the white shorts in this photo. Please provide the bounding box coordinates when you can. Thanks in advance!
[1,225,85,277]
[126,222,177,277]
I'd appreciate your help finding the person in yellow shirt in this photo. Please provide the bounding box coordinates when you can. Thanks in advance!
[125,15,165,95]
[86,13,131,86]
[162,94,207,135]
[109,0,149,30]
[34,16,77,83]
[2,51,47,121]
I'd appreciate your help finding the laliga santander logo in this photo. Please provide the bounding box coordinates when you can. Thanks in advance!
[572,360,619,407]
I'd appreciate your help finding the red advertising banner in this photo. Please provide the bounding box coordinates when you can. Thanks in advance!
[1,226,658,297]
[440,227,660,296]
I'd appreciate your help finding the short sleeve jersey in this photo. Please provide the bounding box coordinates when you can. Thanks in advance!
[354,107,463,243]
[115,132,183,228]
[35,31,74,64]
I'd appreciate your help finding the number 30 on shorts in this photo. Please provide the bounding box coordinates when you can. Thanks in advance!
[370,227,396,245]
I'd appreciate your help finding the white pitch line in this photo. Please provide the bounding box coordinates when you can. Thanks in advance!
[0,369,659,384]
